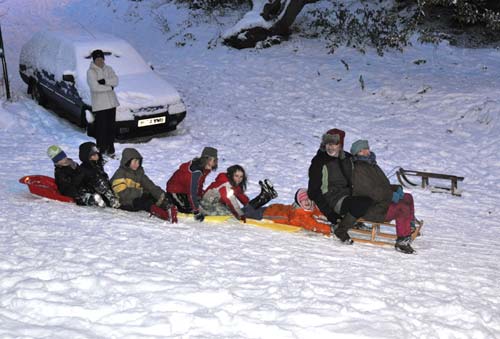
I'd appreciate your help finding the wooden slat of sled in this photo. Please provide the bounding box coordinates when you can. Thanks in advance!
[349,219,424,246]
[177,213,302,233]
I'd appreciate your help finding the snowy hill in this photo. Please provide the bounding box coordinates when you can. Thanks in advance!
[1,0,499,337]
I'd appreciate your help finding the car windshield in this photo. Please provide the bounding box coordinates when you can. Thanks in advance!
[76,41,151,77]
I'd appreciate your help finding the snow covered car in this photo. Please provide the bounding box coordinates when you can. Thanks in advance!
[19,31,186,139]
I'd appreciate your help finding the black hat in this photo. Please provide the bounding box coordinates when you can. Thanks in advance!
[91,49,105,61]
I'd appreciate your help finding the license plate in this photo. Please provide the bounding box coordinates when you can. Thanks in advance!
[138,116,166,127]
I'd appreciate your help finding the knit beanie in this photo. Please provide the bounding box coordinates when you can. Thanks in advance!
[47,145,67,164]
[201,146,218,159]
[350,139,369,155]
[321,128,345,147]
[294,188,314,211]
[91,49,105,61]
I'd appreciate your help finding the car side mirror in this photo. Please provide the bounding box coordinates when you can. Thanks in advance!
[62,74,75,83]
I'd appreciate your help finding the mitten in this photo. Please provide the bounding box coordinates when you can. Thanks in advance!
[97,79,106,85]
[194,210,205,222]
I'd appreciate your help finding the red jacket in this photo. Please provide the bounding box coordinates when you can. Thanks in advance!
[166,160,210,211]
[203,173,250,218]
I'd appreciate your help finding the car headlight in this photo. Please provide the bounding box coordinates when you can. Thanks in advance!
[168,101,186,115]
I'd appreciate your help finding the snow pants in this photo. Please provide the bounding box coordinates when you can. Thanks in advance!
[384,193,415,237]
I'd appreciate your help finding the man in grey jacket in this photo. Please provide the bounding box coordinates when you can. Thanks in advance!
[87,49,119,158]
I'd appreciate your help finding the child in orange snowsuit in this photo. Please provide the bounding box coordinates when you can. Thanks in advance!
[262,188,332,235]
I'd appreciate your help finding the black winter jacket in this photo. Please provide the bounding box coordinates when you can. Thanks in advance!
[308,149,353,220]
[54,160,84,198]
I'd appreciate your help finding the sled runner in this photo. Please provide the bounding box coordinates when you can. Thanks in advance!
[396,167,463,196]
[19,175,75,203]
[348,218,424,247]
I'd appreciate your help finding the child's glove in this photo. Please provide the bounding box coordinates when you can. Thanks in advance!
[98,79,106,85]
[194,210,205,222]
[111,199,121,209]
[392,187,404,203]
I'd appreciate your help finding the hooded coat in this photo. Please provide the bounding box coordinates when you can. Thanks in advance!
[86,62,119,112]
[110,148,164,208]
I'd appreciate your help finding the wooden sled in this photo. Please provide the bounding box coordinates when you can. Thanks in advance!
[348,218,423,247]
[396,167,464,196]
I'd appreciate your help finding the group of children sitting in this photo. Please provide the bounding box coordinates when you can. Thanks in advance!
[47,138,418,253]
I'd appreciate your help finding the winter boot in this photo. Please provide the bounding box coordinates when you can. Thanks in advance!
[334,213,357,244]
[249,191,273,210]
[395,236,415,254]
[259,179,278,199]
[150,205,170,221]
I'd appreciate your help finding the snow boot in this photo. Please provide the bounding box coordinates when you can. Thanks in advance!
[334,213,357,244]
[249,191,273,210]
[395,236,415,254]
[150,205,170,221]
[259,179,278,199]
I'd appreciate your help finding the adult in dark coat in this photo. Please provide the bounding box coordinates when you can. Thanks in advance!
[307,129,372,243]
[350,139,416,254]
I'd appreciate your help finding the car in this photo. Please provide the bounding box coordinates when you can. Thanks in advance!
[19,31,186,139]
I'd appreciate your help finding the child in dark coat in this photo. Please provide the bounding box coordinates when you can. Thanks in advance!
[78,142,120,208]
[111,148,177,223]
[47,145,104,207]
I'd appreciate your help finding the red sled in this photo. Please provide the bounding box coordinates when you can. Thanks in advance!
[19,175,75,203]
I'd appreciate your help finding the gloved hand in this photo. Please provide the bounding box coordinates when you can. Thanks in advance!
[194,210,205,222]
[240,215,247,223]
[392,187,404,203]
[326,210,340,225]
[170,205,178,223]
[111,199,121,209]
[98,79,106,85]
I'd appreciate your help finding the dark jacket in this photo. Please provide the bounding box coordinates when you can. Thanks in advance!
[79,142,110,189]
[352,153,392,222]
[110,148,164,208]
[78,141,118,206]
[54,159,85,199]
[308,149,353,220]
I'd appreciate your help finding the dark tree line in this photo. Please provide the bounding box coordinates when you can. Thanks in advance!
[153,0,500,52]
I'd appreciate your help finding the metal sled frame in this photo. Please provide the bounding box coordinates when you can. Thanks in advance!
[396,167,464,196]
[348,219,424,247]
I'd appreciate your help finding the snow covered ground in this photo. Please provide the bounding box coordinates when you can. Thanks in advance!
[1,0,499,337]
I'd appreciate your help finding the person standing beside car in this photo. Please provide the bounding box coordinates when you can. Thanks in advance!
[86,49,119,158]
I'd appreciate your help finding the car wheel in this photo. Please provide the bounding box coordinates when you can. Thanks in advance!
[30,80,47,106]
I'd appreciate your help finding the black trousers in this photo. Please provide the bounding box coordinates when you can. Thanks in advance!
[94,107,116,155]
[339,196,373,218]
[120,194,155,212]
